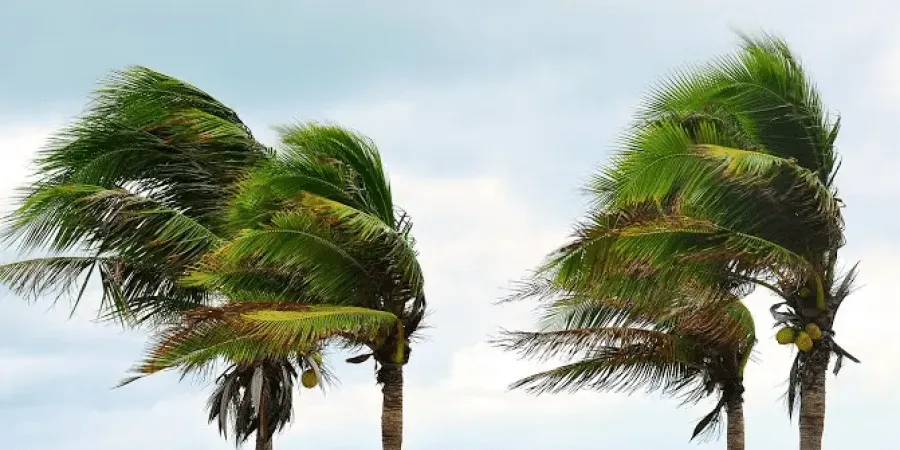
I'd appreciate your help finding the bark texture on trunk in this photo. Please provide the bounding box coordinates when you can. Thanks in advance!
[725,398,745,450]
[799,345,829,450]
[379,363,404,450]
[256,385,273,450]
[255,433,274,450]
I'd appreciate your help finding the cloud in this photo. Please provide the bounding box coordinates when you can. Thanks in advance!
[0,352,75,395]
[4,4,900,447]
[0,125,54,210]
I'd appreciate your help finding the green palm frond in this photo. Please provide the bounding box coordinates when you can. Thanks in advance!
[539,207,813,301]
[180,266,312,305]
[0,67,264,325]
[0,254,212,326]
[595,119,841,255]
[123,303,400,383]
[508,343,702,396]
[275,123,394,224]
[226,159,358,232]
[24,66,269,232]
[188,215,374,304]
[5,184,221,255]
[0,256,105,305]
[0,182,222,323]
[193,190,424,314]
[292,192,423,292]
[637,33,836,182]
[497,327,682,362]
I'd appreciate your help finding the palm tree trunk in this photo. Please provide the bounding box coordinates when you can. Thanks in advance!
[379,363,404,450]
[257,386,273,450]
[255,433,273,450]
[725,398,745,450]
[799,345,830,450]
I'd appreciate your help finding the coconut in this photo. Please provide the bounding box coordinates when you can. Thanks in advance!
[795,331,813,352]
[799,287,811,298]
[775,327,796,345]
[805,323,823,341]
[311,352,323,365]
[301,369,318,389]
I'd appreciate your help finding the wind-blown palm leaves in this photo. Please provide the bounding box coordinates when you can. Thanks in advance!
[227,123,425,450]
[124,123,426,450]
[0,68,347,449]
[0,66,268,325]
[123,303,401,380]
[602,35,858,450]
[501,34,855,450]
[497,272,755,448]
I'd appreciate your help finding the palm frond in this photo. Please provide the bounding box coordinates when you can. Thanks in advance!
[189,215,374,304]
[23,66,269,234]
[508,345,701,396]
[540,208,813,301]
[4,184,220,256]
[275,123,394,224]
[637,34,836,182]
[123,303,400,382]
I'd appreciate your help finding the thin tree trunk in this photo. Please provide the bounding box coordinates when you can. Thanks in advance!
[379,363,404,450]
[799,345,829,450]
[725,398,745,450]
[257,385,273,450]
[255,433,273,450]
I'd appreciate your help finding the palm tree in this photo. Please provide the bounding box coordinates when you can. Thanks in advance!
[519,34,858,450]
[174,123,426,450]
[0,67,326,449]
[496,273,755,449]
[118,123,426,450]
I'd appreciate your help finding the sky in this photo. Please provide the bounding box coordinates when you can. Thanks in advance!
[1,1,899,449]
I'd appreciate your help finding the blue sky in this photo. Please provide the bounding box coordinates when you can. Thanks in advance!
[1,1,899,449]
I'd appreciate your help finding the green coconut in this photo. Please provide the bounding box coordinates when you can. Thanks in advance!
[795,331,814,352]
[805,323,823,341]
[775,327,796,345]
[311,352,323,365]
[301,369,318,389]
[799,287,811,298]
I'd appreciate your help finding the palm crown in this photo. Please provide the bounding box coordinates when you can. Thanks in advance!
[0,67,269,325]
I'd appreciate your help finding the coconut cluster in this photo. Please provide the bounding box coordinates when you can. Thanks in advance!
[775,323,823,352]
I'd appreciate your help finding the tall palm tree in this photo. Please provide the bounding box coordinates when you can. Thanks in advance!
[497,273,755,449]
[121,123,427,450]
[508,35,857,450]
[0,67,326,449]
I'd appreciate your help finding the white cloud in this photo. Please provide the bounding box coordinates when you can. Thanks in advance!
[0,125,52,211]
[0,352,75,395]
